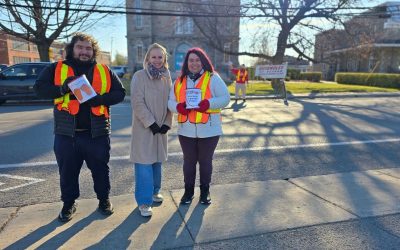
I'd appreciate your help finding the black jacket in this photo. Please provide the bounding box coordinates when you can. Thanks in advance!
[34,59,126,138]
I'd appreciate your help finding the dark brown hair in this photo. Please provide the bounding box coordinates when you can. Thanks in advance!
[65,32,100,61]
[179,47,214,81]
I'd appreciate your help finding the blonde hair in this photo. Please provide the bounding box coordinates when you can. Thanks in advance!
[143,43,169,69]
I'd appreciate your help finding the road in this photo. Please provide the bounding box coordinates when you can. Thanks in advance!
[1,96,399,208]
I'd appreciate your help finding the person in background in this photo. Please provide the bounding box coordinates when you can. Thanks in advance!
[130,43,172,217]
[34,32,126,222]
[231,64,248,101]
[168,47,230,205]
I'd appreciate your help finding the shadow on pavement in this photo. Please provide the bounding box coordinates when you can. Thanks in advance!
[226,100,247,112]
[86,208,149,249]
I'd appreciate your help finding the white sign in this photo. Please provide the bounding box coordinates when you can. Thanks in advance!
[186,88,202,109]
[68,75,97,103]
[255,64,288,79]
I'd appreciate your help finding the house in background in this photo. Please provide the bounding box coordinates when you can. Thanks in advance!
[313,1,400,80]
[0,32,111,65]
[125,0,240,80]
[284,55,310,72]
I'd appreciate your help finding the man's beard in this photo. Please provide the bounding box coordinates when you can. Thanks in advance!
[73,55,94,65]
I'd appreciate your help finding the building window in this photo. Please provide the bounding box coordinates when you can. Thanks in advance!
[136,43,144,62]
[176,17,193,34]
[13,56,31,64]
[223,43,230,63]
[368,55,377,71]
[31,45,38,52]
[12,40,29,51]
[135,0,143,28]
[346,59,358,72]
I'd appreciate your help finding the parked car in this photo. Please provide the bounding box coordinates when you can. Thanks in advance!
[0,62,51,105]
[0,64,8,72]
[111,65,128,78]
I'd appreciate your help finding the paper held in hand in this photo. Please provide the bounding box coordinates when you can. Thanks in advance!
[185,88,202,109]
[67,75,96,103]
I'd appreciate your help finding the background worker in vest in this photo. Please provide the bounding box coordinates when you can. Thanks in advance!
[168,47,230,205]
[34,32,126,222]
[230,64,249,101]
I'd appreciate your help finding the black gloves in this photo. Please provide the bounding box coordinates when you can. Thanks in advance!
[60,76,78,95]
[87,94,104,107]
[149,122,161,135]
[159,125,170,134]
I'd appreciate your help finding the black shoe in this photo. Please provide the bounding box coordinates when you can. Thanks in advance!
[58,202,77,222]
[200,185,211,205]
[98,198,114,215]
[180,187,194,204]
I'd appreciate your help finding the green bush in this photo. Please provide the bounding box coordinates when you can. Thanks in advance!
[300,72,322,82]
[287,68,301,80]
[335,73,400,88]
[121,78,131,95]
[248,67,256,80]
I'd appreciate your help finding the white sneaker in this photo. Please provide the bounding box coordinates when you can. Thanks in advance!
[153,193,164,203]
[139,205,153,217]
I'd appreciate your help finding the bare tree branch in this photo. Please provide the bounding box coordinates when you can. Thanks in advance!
[0,0,111,61]
[188,0,358,65]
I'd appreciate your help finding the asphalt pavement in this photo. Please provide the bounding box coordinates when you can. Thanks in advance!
[1,92,400,249]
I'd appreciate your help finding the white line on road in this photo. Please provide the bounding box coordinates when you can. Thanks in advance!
[0,137,399,170]
[0,174,45,192]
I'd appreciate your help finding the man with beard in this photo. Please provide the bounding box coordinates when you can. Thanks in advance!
[34,33,126,222]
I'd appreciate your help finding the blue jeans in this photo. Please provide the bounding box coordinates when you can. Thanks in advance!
[134,162,162,206]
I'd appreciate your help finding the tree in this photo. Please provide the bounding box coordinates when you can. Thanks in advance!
[186,0,360,65]
[112,51,127,66]
[0,0,109,61]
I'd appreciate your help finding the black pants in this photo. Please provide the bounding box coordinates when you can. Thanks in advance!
[178,135,219,188]
[54,131,111,203]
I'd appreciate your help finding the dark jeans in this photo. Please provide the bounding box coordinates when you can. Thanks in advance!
[54,131,111,203]
[178,135,219,188]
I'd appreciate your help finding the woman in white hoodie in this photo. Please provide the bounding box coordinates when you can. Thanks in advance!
[168,47,230,205]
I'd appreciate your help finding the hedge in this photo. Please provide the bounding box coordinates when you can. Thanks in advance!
[287,68,301,80]
[300,72,322,82]
[335,73,400,88]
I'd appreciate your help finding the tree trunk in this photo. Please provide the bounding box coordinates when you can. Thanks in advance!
[37,43,51,62]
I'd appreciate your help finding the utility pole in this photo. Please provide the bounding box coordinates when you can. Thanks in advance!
[110,36,114,66]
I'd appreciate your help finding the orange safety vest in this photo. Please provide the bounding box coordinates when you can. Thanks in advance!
[53,61,111,117]
[174,71,220,124]
[236,69,248,83]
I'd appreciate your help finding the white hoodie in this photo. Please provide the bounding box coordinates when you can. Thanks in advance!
[168,72,230,138]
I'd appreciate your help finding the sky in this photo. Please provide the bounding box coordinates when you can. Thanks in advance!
[88,0,388,65]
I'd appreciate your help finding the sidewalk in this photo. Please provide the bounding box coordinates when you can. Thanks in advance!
[2,168,400,249]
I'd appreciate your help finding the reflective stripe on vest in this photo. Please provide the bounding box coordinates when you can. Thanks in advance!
[91,64,111,118]
[54,61,79,114]
[174,71,220,124]
[53,61,111,117]
[236,69,248,82]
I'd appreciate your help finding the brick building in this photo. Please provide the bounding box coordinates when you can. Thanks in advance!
[125,0,240,80]
[0,32,111,66]
[313,1,400,80]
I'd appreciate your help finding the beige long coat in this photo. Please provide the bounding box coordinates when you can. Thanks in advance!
[129,69,172,164]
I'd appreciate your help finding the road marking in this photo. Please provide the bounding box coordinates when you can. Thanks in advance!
[0,174,45,192]
[0,137,399,170]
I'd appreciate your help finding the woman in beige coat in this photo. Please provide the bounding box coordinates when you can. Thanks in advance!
[130,43,172,217]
